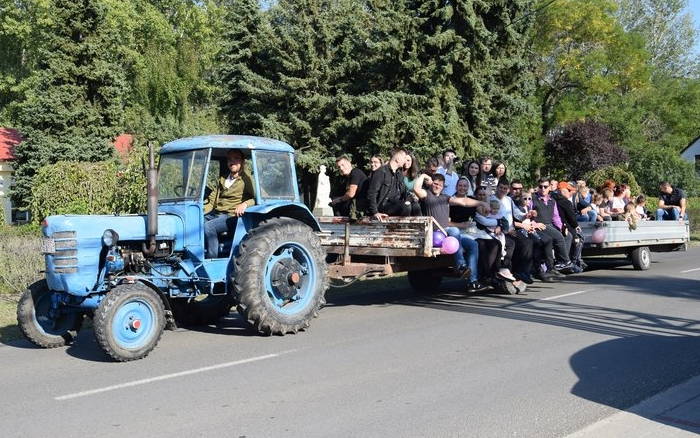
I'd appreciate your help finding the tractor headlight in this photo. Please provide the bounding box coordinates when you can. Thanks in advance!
[102,229,119,247]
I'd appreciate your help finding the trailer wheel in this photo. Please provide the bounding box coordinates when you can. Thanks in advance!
[94,283,166,362]
[17,280,83,348]
[630,246,651,270]
[235,217,328,335]
[407,270,443,293]
[169,294,233,327]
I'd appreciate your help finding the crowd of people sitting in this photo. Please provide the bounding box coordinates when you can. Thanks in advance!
[330,148,689,293]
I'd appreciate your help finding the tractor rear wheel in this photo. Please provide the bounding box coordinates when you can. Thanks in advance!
[235,217,328,335]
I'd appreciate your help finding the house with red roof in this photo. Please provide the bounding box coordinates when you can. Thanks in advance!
[0,128,133,224]
[0,127,21,224]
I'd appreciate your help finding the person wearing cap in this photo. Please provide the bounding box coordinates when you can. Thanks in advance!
[554,181,584,272]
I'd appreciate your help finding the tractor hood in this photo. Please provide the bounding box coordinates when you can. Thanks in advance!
[42,213,185,294]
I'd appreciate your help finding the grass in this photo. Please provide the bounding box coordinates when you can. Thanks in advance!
[0,299,21,343]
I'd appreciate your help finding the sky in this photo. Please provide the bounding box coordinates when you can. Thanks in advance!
[688,2,700,53]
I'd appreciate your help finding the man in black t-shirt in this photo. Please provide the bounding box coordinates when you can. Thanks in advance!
[414,173,489,293]
[656,182,687,221]
[331,156,367,217]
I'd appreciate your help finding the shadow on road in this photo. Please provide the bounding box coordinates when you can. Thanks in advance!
[569,335,700,434]
[327,268,700,434]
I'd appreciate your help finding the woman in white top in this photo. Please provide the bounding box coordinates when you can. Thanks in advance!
[461,160,481,197]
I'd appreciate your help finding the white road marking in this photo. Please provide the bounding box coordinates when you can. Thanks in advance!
[539,289,596,301]
[680,267,700,273]
[55,351,294,401]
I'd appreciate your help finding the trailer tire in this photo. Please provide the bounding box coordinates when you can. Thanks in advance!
[17,280,83,348]
[630,246,651,270]
[169,294,233,327]
[235,217,328,335]
[407,270,443,293]
[94,283,166,362]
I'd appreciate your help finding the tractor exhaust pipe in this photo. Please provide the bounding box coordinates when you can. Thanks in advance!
[143,141,158,255]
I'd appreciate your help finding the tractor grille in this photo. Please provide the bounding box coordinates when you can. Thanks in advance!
[49,231,78,274]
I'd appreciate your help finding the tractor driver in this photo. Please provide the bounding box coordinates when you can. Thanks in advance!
[203,149,256,258]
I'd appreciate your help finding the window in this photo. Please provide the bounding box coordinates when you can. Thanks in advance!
[158,150,208,200]
[253,151,296,201]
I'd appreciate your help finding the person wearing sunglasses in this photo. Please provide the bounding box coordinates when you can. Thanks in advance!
[512,189,556,283]
[529,177,574,277]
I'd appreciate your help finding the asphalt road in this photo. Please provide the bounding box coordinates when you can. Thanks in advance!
[2,247,699,438]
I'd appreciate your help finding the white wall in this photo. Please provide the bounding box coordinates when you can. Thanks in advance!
[0,161,14,225]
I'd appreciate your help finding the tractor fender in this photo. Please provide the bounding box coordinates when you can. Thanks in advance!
[245,202,321,231]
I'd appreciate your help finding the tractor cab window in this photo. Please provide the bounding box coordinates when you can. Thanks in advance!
[253,151,296,201]
[158,150,208,200]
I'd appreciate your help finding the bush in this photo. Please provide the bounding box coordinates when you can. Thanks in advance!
[29,147,148,223]
[585,165,641,194]
[0,224,43,296]
[686,197,700,237]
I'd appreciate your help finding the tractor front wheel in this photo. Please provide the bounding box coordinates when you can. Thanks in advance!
[94,283,166,362]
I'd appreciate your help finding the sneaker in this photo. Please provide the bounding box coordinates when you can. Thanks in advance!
[571,265,583,274]
[456,265,472,279]
[466,281,488,293]
[535,271,555,283]
[514,271,534,284]
[554,261,573,270]
[549,269,566,278]
[579,261,588,270]
[496,268,516,282]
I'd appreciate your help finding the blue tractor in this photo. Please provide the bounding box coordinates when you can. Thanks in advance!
[17,135,329,361]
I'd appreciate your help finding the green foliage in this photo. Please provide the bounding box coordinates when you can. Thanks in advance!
[29,149,148,222]
[217,0,537,183]
[532,0,650,135]
[686,197,700,236]
[112,145,148,214]
[614,0,699,78]
[1,0,699,221]
[585,165,641,195]
[626,145,700,197]
[11,0,128,208]
[30,161,118,220]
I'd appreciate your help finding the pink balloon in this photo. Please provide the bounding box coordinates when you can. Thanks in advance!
[441,236,460,254]
[591,228,606,244]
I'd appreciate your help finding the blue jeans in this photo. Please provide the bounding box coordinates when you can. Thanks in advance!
[446,227,479,282]
[576,210,598,222]
[656,207,687,221]
[204,212,237,258]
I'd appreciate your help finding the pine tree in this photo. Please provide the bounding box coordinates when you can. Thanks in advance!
[12,0,128,208]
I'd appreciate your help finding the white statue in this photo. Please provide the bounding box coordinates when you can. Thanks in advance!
[313,165,333,216]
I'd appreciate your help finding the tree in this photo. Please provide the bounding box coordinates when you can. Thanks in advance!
[117,0,224,142]
[12,0,129,208]
[531,0,649,136]
[216,0,271,135]
[544,120,629,179]
[613,0,699,78]
[0,0,49,124]
[218,0,537,177]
